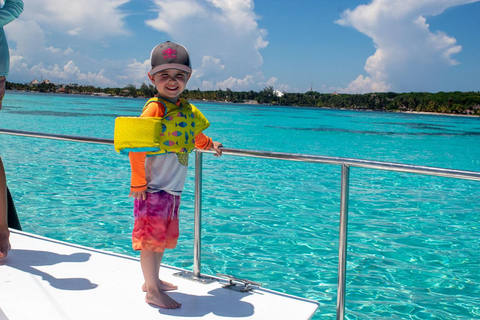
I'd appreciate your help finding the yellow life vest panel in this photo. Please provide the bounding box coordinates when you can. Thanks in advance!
[114,97,210,155]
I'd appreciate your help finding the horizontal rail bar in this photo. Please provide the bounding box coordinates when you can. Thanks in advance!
[0,128,113,145]
[2,128,480,182]
[199,148,480,182]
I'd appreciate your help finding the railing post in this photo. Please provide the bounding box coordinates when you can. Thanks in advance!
[193,150,203,277]
[336,163,350,319]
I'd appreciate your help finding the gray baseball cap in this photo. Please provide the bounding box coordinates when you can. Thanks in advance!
[150,41,192,75]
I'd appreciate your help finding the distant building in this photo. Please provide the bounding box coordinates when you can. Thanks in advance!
[120,89,131,96]
[30,79,53,85]
[56,87,67,94]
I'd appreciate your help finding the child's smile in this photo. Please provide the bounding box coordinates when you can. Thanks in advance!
[166,84,179,91]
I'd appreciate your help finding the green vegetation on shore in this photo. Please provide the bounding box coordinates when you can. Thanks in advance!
[6,81,480,116]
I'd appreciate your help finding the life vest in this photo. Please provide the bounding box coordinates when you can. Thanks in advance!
[113,97,209,155]
[145,97,209,155]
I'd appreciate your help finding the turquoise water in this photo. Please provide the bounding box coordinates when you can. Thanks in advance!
[1,92,479,319]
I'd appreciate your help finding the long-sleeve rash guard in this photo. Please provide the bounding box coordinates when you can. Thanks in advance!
[129,100,212,193]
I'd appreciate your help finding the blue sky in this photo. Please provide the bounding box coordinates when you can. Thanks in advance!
[5,0,480,93]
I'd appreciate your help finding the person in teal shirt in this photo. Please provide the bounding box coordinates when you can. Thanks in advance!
[0,0,23,259]
[0,0,23,108]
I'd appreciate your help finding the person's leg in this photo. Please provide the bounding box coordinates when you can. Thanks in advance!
[142,251,178,292]
[137,191,179,292]
[140,249,181,309]
[0,158,10,258]
[157,194,180,290]
[0,76,6,111]
[7,187,21,230]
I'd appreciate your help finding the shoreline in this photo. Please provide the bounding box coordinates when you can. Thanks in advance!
[401,110,480,118]
[7,89,480,118]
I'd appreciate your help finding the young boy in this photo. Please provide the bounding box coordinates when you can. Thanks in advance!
[128,41,222,309]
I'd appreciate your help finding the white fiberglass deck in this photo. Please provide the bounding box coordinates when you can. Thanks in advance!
[0,230,318,320]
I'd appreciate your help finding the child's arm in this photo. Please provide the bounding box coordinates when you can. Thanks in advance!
[128,102,166,200]
[195,133,223,156]
[128,152,147,200]
[210,141,223,156]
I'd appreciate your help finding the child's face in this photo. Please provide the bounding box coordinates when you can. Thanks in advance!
[148,69,191,103]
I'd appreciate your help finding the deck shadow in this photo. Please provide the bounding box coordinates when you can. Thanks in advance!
[1,249,98,290]
[157,288,254,318]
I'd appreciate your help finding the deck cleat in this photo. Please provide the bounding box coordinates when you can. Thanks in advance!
[217,273,262,292]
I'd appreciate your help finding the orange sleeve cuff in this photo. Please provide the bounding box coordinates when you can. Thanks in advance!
[129,152,147,192]
[195,132,213,150]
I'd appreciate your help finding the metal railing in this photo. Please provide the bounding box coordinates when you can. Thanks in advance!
[194,148,480,319]
[2,128,480,319]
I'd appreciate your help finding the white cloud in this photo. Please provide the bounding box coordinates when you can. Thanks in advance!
[5,0,277,91]
[123,59,151,86]
[64,48,74,55]
[6,0,273,90]
[342,75,390,94]
[215,75,255,90]
[258,76,289,93]
[193,55,225,79]
[146,0,204,33]
[200,80,215,91]
[262,77,278,87]
[5,0,132,87]
[7,19,45,66]
[67,28,82,36]
[7,19,118,87]
[18,60,118,87]
[336,0,480,93]
[6,18,120,88]
[78,69,117,88]
[146,0,268,89]
[46,46,73,55]
[21,0,130,38]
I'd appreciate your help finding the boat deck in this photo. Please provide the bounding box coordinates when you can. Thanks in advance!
[0,230,319,319]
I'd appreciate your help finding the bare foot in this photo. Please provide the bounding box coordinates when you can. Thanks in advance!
[145,290,182,309]
[142,280,178,292]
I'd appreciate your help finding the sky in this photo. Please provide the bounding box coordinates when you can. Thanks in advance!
[4,0,480,93]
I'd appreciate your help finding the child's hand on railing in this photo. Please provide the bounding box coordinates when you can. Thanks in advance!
[211,141,223,156]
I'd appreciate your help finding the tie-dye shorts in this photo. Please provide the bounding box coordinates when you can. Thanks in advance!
[132,190,180,252]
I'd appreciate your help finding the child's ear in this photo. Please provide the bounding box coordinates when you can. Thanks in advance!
[186,73,192,82]
[148,72,155,84]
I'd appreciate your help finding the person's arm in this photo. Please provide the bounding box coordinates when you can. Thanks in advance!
[128,152,147,200]
[195,132,223,156]
[128,102,166,200]
[0,0,24,27]
[210,141,223,156]
[0,157,10,258]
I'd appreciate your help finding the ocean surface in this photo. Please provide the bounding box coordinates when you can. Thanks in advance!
[1,91,479,319]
